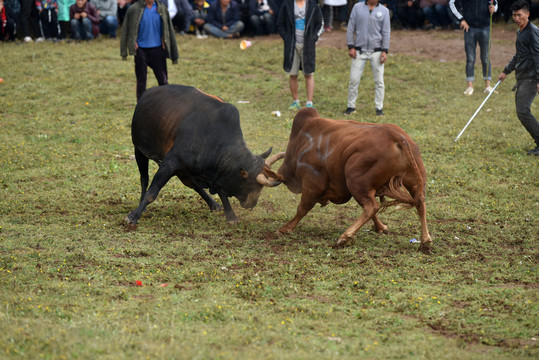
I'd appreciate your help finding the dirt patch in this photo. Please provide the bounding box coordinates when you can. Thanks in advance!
[262,26,517,68]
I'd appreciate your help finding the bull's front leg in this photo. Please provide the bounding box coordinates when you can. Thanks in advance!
[279,200,316,234]
[218,194,239,223]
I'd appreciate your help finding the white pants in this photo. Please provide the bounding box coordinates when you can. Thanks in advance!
[347,51,385,110]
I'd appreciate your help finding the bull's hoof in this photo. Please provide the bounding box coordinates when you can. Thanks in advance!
[278,227,293,234]
[418,241,433,254]
[226,216,239,224]
[374,226,389,234]
[332,236,353,248]
[125,215,137,225]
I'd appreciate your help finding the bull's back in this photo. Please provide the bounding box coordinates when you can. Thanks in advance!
[131,85,231,162]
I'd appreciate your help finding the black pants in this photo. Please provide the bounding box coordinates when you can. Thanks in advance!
[20,0,40,38]
[38,9,59,39]
[134,47,168,101]
[515,79,539,147]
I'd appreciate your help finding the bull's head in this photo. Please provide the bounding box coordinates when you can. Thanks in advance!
[236,148,284,209]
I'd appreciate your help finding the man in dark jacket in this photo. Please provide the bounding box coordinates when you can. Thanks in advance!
[203,0,244,38]
[121,0,179,100]
[450,0,497,96]
[277,0,323,110]
[498,0,539,156]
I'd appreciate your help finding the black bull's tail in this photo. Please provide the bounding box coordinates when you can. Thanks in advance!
[376,132,426,213]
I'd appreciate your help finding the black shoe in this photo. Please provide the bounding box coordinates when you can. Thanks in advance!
[527,146,539,156]
[376,109,384,116]
[344,107,356,115]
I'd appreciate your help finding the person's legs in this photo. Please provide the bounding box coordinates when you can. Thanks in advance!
[250,14,263,36]
[147,47,169,87]
[262,12,275,34]
[135,48,149,101]
[347,52,368,108]
[370,52,385,111]
[226,21,244,36]
[305,74,314,103]
[203,23,227,38]
[464,28,477,88]
[478,25,492,88]
[289,75,299,101]
[70,19,82,39]
[515,80,539,148]
[81,17,93,39]
[103,15,118,37]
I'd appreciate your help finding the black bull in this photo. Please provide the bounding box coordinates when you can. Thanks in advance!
[125,85,281,225]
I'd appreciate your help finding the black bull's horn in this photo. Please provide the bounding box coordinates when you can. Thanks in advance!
[256,152,285,187]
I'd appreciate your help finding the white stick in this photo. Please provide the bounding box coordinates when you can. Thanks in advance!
[454,79,502,142]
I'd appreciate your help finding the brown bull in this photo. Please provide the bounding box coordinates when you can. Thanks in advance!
[265,108,432,251]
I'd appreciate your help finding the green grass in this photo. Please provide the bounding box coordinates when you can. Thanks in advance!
[0,29,537,359]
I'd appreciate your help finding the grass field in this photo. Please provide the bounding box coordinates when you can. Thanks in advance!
[0,27,538,359]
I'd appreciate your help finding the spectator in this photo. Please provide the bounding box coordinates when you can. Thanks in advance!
[397,0,423,30]
[58,0,75,39]
[277,0,323,110]
[158,0,192,34]
[1,0,18,41]
[420,0,451,29]
[120,0,178,100]
[191,0,209,38]
[35,0,60,40]
[450,0,497,96]
[203,0,244,38]
[70,0,99,39]
[498,0,539,156]
[344,0,390,116]
[20,0,41,41]
[117,0,131,24]
[249,0,278,35]
[93,0,118,38]
[322,0,347,32]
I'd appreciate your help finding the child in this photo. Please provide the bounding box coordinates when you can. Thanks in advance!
[35,0,60,40]
[192,0,209,38]
[277,0,323,110]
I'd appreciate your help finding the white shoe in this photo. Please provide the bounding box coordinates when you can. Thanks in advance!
[484,86,494,93]
[464,87,474,96]
[23,36,33,43]
[36,37,45,42]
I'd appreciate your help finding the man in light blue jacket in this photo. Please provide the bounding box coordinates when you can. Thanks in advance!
[344,0,390,116]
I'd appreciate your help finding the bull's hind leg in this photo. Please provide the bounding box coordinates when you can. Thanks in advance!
[134,148,150,203]
[126,156,180,225]
[404,183,432,252]
[335,190,379,247]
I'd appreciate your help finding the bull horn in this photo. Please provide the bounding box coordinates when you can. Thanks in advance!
[265,152,285,167]
[256,173,281,187]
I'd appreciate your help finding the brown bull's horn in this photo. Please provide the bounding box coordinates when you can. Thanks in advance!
[256,173,281,187]
[265,152,285,167]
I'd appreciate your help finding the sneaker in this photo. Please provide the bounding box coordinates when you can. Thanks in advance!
[23,36,33,43]
[324,26,332,33]
[464,87,474,96]
[288,101,301,110]
[527,146,539,156]
[340,22,347,31]
[484,86,497,94]
[306,102,313,108]
[376,109,384,116]
[36,37,45,42]
[343,107,356,115]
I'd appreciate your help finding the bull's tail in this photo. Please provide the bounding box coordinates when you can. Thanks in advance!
[378,131,425,213]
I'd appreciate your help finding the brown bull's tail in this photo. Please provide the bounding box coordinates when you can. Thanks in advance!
[377,176,415,212]
[378,130,426,213]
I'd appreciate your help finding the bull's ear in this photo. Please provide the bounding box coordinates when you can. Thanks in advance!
[263,166,284,182]
[260,147,272,159]
[239,169,249,178]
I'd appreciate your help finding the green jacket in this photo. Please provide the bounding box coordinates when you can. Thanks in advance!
[120,0,179,63]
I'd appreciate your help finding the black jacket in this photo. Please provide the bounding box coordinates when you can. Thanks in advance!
[277,0,323,74]
[503,22,539,82]
[449,0,497,28]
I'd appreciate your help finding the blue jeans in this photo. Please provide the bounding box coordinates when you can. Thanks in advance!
[422,5,450,27]
[250,13,275,35]
[203,21,244,38]
[464,26,491,82]
[515,79,539,147]
[99,15,118,38]
[70,18,93,40]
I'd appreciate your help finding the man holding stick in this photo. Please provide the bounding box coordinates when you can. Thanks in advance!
[498,0,539,156]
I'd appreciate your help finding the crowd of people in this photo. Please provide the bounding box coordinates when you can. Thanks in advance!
[3,0,539,42]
